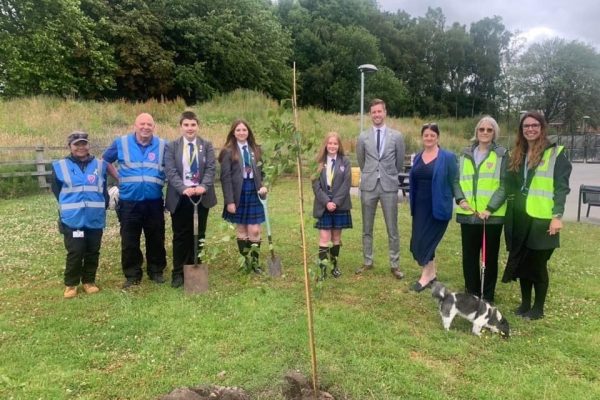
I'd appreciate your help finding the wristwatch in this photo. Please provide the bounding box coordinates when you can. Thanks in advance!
[552,213,562,219]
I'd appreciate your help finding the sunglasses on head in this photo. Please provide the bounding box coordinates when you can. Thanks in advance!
[71,133,88,140]
[422,122,438,128]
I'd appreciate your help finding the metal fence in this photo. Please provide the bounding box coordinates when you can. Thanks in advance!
[549,134,600,163]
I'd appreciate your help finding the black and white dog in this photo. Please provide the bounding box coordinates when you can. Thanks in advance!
[431,282,509,338]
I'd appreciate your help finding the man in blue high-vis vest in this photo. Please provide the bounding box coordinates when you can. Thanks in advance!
[52,132,109,299]
[102,113,167,289]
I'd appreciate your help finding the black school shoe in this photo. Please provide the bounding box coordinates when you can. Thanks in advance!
[331,266,342,278]
[150,273,165,284]
[522,308,544,320]
[171,275,184,288]
[122,279,141,289]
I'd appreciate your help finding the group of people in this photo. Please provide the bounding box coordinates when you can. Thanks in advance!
[310,99,571,321]
[52,111,269,298]
[52,101,571,321]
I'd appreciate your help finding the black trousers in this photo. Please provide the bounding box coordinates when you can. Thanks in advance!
[62,227,103,286]
[460,223,503,302]
[171,195,209,279]
[118,199,166,281]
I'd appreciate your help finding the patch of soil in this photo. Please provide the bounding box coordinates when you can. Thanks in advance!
[159,371,334,400]
[158,385,249,400]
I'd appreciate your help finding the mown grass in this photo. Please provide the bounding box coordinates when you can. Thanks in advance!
[0,179,598,399]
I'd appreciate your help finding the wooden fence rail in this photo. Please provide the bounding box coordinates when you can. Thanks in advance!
[0,145,108,189]
[1,145,415,191]
[0,146,62,188]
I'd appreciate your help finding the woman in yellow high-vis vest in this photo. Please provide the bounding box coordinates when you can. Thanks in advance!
[454,116,507,303]
[503,111,572,320]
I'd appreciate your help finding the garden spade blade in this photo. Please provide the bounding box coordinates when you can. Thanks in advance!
[258,194,282,277]
[184,196,209,294]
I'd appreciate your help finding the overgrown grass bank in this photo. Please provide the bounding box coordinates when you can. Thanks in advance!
[0,179,598,399]
[0,91,502,153]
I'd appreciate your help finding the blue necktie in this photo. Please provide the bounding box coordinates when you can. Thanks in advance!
[189,143,198,174]
[243,145,251,178]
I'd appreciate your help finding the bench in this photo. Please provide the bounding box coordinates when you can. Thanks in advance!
[398,172,410,198]
[577,185,600,221]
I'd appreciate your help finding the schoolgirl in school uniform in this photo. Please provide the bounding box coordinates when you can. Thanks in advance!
[312,131,353,279]
[219,119,267,273]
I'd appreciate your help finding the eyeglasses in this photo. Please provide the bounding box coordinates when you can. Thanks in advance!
[523,123,541,129]
[478,127,494,133]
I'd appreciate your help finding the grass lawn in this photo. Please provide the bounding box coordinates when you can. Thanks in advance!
[1,179,599,399]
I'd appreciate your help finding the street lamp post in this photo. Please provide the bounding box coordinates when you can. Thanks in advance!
[358,64,378,134]
[583,115,591,163]
[582,115,591,134]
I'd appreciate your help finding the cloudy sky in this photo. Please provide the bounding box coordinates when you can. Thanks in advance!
[378,0,600,49]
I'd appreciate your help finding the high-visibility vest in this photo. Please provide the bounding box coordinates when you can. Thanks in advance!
[526,146,563,219]
[116,134,166,201]
[456,150,506,216]
[53,158,107,229]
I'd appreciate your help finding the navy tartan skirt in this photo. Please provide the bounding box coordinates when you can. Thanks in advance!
[315,209,353,230]
[223,178,265,225]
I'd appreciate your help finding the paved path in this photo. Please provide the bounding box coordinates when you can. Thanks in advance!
[350,162,600,224]
[564,163,600,223]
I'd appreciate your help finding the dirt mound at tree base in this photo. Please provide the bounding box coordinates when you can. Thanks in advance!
[159,371,334,400]
[158,386,249,400]
[282,371,334,400]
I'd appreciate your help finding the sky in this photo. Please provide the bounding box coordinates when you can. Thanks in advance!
[377,0,600,49]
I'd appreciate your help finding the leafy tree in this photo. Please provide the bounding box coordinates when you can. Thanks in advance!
[81,0,175,100]
[364,66,409,117]
[442,23,473,118]
[278,0,390,113]
[164,0,292,102]
[513,38,600,129]
[0,0,116,98]
[468,16,511,116]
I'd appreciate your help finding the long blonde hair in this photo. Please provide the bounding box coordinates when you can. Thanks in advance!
[315,131,345,173]
[509,111,550,172]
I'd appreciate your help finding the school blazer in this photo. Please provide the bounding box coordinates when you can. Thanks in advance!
[164,136,217,213]
[312,156,352,218]
[219,146,264,207]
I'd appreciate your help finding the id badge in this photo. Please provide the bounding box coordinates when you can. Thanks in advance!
[185,172,193,180]
[73,230,85,238]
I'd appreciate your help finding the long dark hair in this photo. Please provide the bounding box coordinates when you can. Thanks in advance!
[509,111,549,172]
[218,119,261,163]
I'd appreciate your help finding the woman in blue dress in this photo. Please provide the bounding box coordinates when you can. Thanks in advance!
[409,123,458,292]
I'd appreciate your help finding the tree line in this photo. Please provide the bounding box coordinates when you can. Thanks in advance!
[1,0,599,129]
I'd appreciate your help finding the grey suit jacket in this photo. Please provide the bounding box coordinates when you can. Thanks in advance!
[219,146,264,207]
[356,127,405,191]
[164,136,217,213]
[312,155,352,218]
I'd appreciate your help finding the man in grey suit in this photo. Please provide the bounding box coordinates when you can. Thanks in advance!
[164,111,217,288]
[356,99,405,279]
